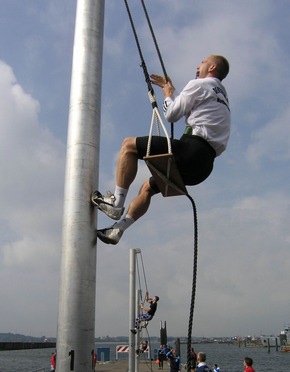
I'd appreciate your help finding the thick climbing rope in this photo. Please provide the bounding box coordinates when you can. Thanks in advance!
[186,194,198,372]
[124,2,199,368]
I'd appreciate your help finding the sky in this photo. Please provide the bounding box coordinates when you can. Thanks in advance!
[0,0,289,340]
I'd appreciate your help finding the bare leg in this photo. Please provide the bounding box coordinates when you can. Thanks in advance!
[96,140,157,244]
[96,182,156,245]
[116,137,139,189]
[126,179,156,221]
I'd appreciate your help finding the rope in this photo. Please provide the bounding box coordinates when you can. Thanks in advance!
[140,0,174,139]
[136,251,149,309]
[140,0,168,81]
[124,0,174,140]
[136,258,143,304]
[137,192,199,370]
[186,194,198,372]
[124,0,155,102]
[140,327,153,371]
[139,251,149,294]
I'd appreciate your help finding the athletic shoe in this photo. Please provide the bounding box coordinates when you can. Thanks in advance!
[91,190,124,220]
[130,328,137,334]
[97,224,123,245]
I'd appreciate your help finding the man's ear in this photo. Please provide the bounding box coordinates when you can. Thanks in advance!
[208,64,216,72]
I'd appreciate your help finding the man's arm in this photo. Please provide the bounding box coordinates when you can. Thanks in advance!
[145,290,151,303]
[141,305,150,312]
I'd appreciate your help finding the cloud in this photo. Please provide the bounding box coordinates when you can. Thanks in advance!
[246,105,290,166]
[0,60,65,334]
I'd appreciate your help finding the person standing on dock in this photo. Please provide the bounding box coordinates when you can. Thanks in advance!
[50,351,56,371]
[157,344,166,369]
[166,348,181,372]
[196,352,212,371]
[190,348,197,371]
[243,357,256,372]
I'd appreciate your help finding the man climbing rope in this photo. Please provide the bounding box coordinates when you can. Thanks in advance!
[92,55,231,244]
[130,290,159,334]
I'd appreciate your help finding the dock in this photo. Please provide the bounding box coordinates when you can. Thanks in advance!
[95,360,164,372]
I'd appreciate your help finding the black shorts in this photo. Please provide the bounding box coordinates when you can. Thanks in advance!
[136,134,216,193]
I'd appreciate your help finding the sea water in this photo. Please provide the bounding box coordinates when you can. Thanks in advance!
[0,342,290,372]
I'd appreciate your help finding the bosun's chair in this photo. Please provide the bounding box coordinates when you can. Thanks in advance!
[143,91,188,198]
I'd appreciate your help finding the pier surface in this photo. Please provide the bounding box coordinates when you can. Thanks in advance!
[96,360,162,372]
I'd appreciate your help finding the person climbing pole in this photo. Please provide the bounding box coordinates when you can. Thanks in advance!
[136,340,148,356]
[92,55,231,245]
[131,290,159,334]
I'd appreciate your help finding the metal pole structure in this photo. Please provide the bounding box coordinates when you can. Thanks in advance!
[129,249,140,372]
[56,1,104,371]
[135,289,141,372]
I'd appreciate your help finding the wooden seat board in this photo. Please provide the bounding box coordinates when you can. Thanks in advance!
[144,154,187,197]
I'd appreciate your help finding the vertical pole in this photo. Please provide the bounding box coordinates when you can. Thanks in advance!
[135,290,141,372]
[56,1,104,371]
[175,338,181,357]
[129,249,140,372]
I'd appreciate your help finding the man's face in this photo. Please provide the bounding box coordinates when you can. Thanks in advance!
[196,56,213,78]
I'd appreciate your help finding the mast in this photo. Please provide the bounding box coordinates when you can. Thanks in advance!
[56,1,104,371]
[129,249,140,372]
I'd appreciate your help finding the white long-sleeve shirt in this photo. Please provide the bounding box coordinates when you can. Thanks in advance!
[163,77,231,156]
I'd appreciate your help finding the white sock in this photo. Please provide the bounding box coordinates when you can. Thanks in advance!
[114,186,128,208]
[114,215,135,231]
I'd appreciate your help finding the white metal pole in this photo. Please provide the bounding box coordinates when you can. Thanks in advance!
[56,1,104,371]
[129,249,140,372]
[135,289,141,372]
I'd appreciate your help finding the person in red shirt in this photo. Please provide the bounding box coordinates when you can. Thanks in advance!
[243,357,256,372]
[50,351,56,371]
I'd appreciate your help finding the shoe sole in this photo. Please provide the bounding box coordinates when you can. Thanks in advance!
[97,231,119,245]
[91,192,124,220]
[97,203,124,220]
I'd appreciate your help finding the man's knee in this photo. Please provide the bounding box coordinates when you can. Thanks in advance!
[121,137,137,154]
[139,179,156,196]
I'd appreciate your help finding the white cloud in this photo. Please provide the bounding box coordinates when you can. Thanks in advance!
[246,105,290,166]
[0,60,65,334]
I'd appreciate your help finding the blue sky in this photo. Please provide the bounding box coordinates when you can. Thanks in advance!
[0,0,289,339]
